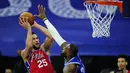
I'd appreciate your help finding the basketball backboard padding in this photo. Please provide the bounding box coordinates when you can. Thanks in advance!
[123,0,130,17]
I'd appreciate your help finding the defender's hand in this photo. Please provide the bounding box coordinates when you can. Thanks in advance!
[34,4,46,20]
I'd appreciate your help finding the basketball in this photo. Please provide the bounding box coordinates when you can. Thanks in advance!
[19,12,34,25]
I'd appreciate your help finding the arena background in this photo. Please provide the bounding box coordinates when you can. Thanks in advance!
[0,0,130,73]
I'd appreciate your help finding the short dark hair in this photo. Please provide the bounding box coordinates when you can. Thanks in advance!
[69,44,78,57]
[117,54,128,62]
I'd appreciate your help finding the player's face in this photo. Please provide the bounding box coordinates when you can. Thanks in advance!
[61,46,70,57]
[117,58,128,70]
[32,34,40,50]
[61,47,67,57]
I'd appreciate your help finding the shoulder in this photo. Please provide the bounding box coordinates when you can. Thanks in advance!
[63,64,78,73]
[68,64,78,69]
[66,56,81,65]
[21,49,26,58]
[21,49,30,63]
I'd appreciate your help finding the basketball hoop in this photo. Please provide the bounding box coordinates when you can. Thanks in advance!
[84,0,122,38]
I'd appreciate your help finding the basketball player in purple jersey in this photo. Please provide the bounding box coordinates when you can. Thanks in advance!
[35,5,86,73]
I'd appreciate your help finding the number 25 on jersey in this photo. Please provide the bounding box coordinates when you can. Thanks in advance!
[37,59,48,68]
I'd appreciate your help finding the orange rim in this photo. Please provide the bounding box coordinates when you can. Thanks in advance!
[85,0,123,13]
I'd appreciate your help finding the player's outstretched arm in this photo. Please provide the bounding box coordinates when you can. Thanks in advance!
[32,21,54,56]
[63,64,78,73]
[19,17,33,62]
[35,4,69,49]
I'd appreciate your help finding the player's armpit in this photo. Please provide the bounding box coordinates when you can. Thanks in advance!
[41,37,53,56]
[63,64,78,73]
[21,48,31,63]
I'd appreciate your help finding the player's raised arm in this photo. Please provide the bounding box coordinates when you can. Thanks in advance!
[34,4,68,49]
[32,21,54,56]
[19,17,33,62]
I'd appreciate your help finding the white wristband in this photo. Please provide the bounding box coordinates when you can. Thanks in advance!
[44,19,66,46]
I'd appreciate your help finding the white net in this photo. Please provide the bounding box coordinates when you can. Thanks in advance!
[84,1,117,38]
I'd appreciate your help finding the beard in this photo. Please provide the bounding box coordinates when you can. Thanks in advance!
[33,45,40,50]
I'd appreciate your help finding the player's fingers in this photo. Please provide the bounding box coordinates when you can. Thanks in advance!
[19,18,24,26]
[19,20,22,25]
[44,7,46,12]
[41,5,43,9]
[38,4,42,14]
[19,21,22,26]
[39,5,43,13]
[25,17,28,22]
[22,17,26,23]
[41,5,44,12]
[22,17,25,23]
[19,17,24,24]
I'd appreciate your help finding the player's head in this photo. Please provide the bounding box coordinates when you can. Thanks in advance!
[61,44,78,58]
[32,32,40,50]
[117,54,128,70]
[5,68,12,73]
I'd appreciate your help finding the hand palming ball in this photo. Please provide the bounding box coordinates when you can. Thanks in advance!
[19,12,34,25]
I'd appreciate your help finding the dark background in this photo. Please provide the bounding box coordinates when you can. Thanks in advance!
[0,55,130,73]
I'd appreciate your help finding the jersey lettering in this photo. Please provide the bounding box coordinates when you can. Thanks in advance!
[37,59,48,68]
